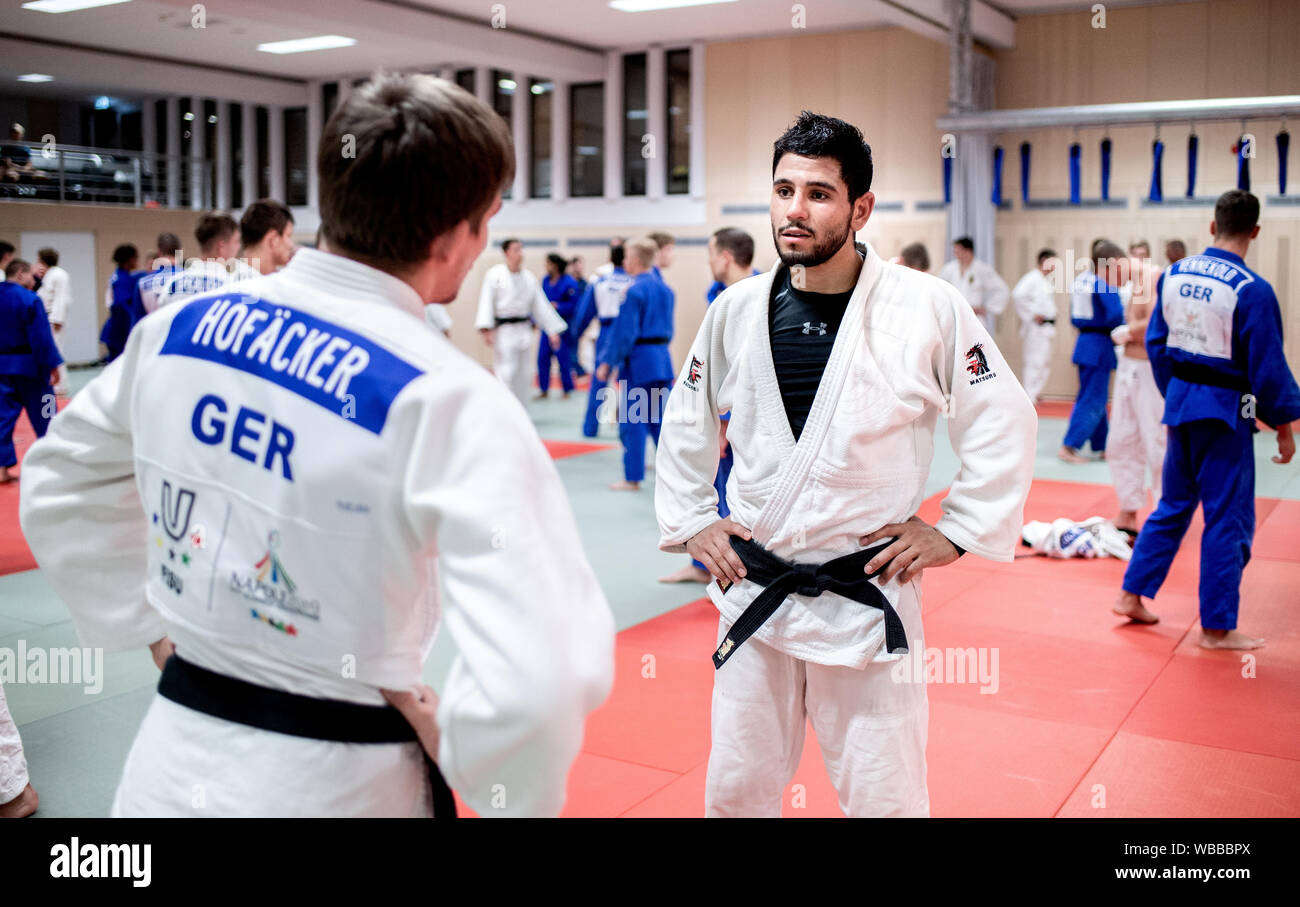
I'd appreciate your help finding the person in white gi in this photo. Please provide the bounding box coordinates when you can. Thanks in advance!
[475,238,567,405]
[20,73,614,818]
[0,682,37,817]
[156,212,242,309]
[655,112,1037,818]
[939,236,1009,337]
[1011,248,1060,404]
[34,247,72,394]
[1108,252,1165,534]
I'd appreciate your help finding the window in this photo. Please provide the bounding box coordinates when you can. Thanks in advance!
[666,48,691,195]
[256,106,269,199]
[179,96,193,207]
[570,82,604,198]
[530,78,553,199]
[493,70,514,198]
[284,106,308,206]
[323,82,339,119]
[455,68,475,95]
[231,103,244,207]
[622,53,647,196]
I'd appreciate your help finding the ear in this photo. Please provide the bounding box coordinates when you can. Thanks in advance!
[1209,220,1218,239]
[429,221,469,263]
[852,191,875,231]
[1250,224,1261,240]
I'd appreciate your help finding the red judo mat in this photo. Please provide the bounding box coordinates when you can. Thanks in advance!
[507,478,1298,819]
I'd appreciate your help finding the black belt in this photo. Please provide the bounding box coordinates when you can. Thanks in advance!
[1078,326,1113,334]
[599,317,616,326]
[0,345,33,355]
[713,537,907,669]
[495,316,530,325]
[635,336,670,345]
[1172,361,1251,393]
[158,655,457,818]
[1040,318,1056,325]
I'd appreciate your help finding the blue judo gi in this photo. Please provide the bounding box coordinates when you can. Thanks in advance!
[538,272,581,395]
[1063,273,1126,452]
[0,281,63,468]
[1123,247,1300,629]
[599,271,675,483]
[574,267,633,437]
[100,266,142,363]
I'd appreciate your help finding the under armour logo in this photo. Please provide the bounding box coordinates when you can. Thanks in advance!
[801,322,827,335]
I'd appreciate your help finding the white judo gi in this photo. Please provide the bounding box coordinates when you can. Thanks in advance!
[1108,267,1165,511]
[474,263,567,404]
[20,248,614,817]
[939,258,1010,338]
[1011,267,1058,401]
[656,244,1036,817]
[37,264,72,392]
[0,683,28,806]
[156,259,237,309]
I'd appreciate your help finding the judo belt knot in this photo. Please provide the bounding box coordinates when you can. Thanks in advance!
[713,536,909,670]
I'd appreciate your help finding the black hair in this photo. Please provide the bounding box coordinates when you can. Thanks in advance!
[1037,248,1056,264]
[113,243,138,267]
[954,236,974,252]
[609,244,625,268]
[772,111,873,201]
[1214,189,1260,239]
[501,237,521,253]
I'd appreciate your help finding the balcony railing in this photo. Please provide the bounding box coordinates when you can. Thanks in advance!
[1,143,213,208]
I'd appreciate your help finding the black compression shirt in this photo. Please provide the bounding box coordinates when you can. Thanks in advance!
[768,267,853,440]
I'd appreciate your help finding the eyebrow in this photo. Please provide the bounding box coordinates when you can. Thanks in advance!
[773,177,841,194]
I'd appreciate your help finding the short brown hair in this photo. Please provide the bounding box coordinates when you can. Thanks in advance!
[5,258,30,280]
[37,247,58,267]
[1214,189,1260,239]
[627,238,658,268]
[240,199,294,246]
[195,212,238,251]
[900,242,929,271]
[319,72,515,273]
[647,231,675,249]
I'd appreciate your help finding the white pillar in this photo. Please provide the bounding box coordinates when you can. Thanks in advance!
[511,73,529,200]
[646,46,666,200]
[689,42,705,201]
[189,96,206,210]
[306,81,323,212]
[166,96,180,208]
[241,102,257,206]
[603,51,622,200]
[551,79,569,202]
[141,96,156,171]
[474,65,491,107]
[268,105,286,203]
[215,100,231,211]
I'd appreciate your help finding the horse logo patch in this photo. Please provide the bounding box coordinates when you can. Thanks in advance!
[965,343,997,385]
[684,355,705,391]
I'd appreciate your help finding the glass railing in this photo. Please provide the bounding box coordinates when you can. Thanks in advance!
[1,143,213,208]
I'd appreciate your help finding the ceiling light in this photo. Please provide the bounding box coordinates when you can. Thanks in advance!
[609,0,736,11]
[17,74,55,83]
[94,96,111,109]
[256,35,355,55]
[207,115,218,124]
[183,112,195,121]
[497,78,517,91]
[21,0,132,12]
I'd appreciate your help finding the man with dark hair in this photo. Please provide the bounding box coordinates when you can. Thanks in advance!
[475,238,567,403]
[1011,248,1060,404]
[33,247,73,394]
[939,235,1009,336]
[0,241,15,276]
[655,111,1036,817]
[1165,239,1187,265]
[574,240,633,437]
[99,244,141,363]
[898,242,930,272]
[136,232,184,315]
[21,73,613,818]
[1115,190,1299,649]
[537,252,581,399]
[236,199,296,278]
[1060,240,1128,462]
[157,212,240,308]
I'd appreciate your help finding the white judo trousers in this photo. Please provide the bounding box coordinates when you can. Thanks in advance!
[475,263,567,405]
[0,683,29,804]
[1108,354,1166,510]
[1020,325,1054,402]
[657,245,1036,818]
[492,321,541,404]
[707,582,930,818]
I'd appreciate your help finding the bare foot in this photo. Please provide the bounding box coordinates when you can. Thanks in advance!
[1058,446,1091,464]
[0,783,38,818]
[0,471,16,485]
[532,392,548,400]
[1199,629,1265,650]
[1113,591,1159,624]
[1096,451,1107,461]
[1114,510,1139,534]
[609,480,641,491]
[659,564,712,584]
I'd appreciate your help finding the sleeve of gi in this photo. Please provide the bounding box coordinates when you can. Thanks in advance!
[654,295,729,552]
[598,283,641,370]
[49,271,71,327]
[1011,272,1036,323]
[19,321,166,651]
[1145,273,1172,396]
[402,379,614,817]
[474,267,497,331]
[930,287,1038,561]
[530,276,568,335]
[27,294,64,374]
[1238,283,1300,429]
[984,264,1010,317]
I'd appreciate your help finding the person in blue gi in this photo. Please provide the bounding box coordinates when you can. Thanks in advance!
[0,259,62,483]
[1060,240,1127,463]
[100,244,141,363]
[134,232,183,317]
[572,242,633,437]
[662,227,757,583]
[595,237,675,491]
[567,256,589,378]
[537,253,581,398]
[1115,191,1299,649]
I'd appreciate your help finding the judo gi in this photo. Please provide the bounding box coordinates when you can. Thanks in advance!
[538,273,581,395]
[100,266,142,363]
[0,683,28,807]
[424,302,453,335]
[36,264,71,393]
[1123,247,1300,630]
[20,248,615,817]
[0,279,62,468]
[599,271,674,484]
[573,266,632,437]
[1011,267,1057,401]
[156,259,235,310]
[1063,271,1125,452]
[1108,266,1166,510]
[656,244,1036,817]
[137,262,183,315]
[474,263,567,404]
[939,258,1009,337]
